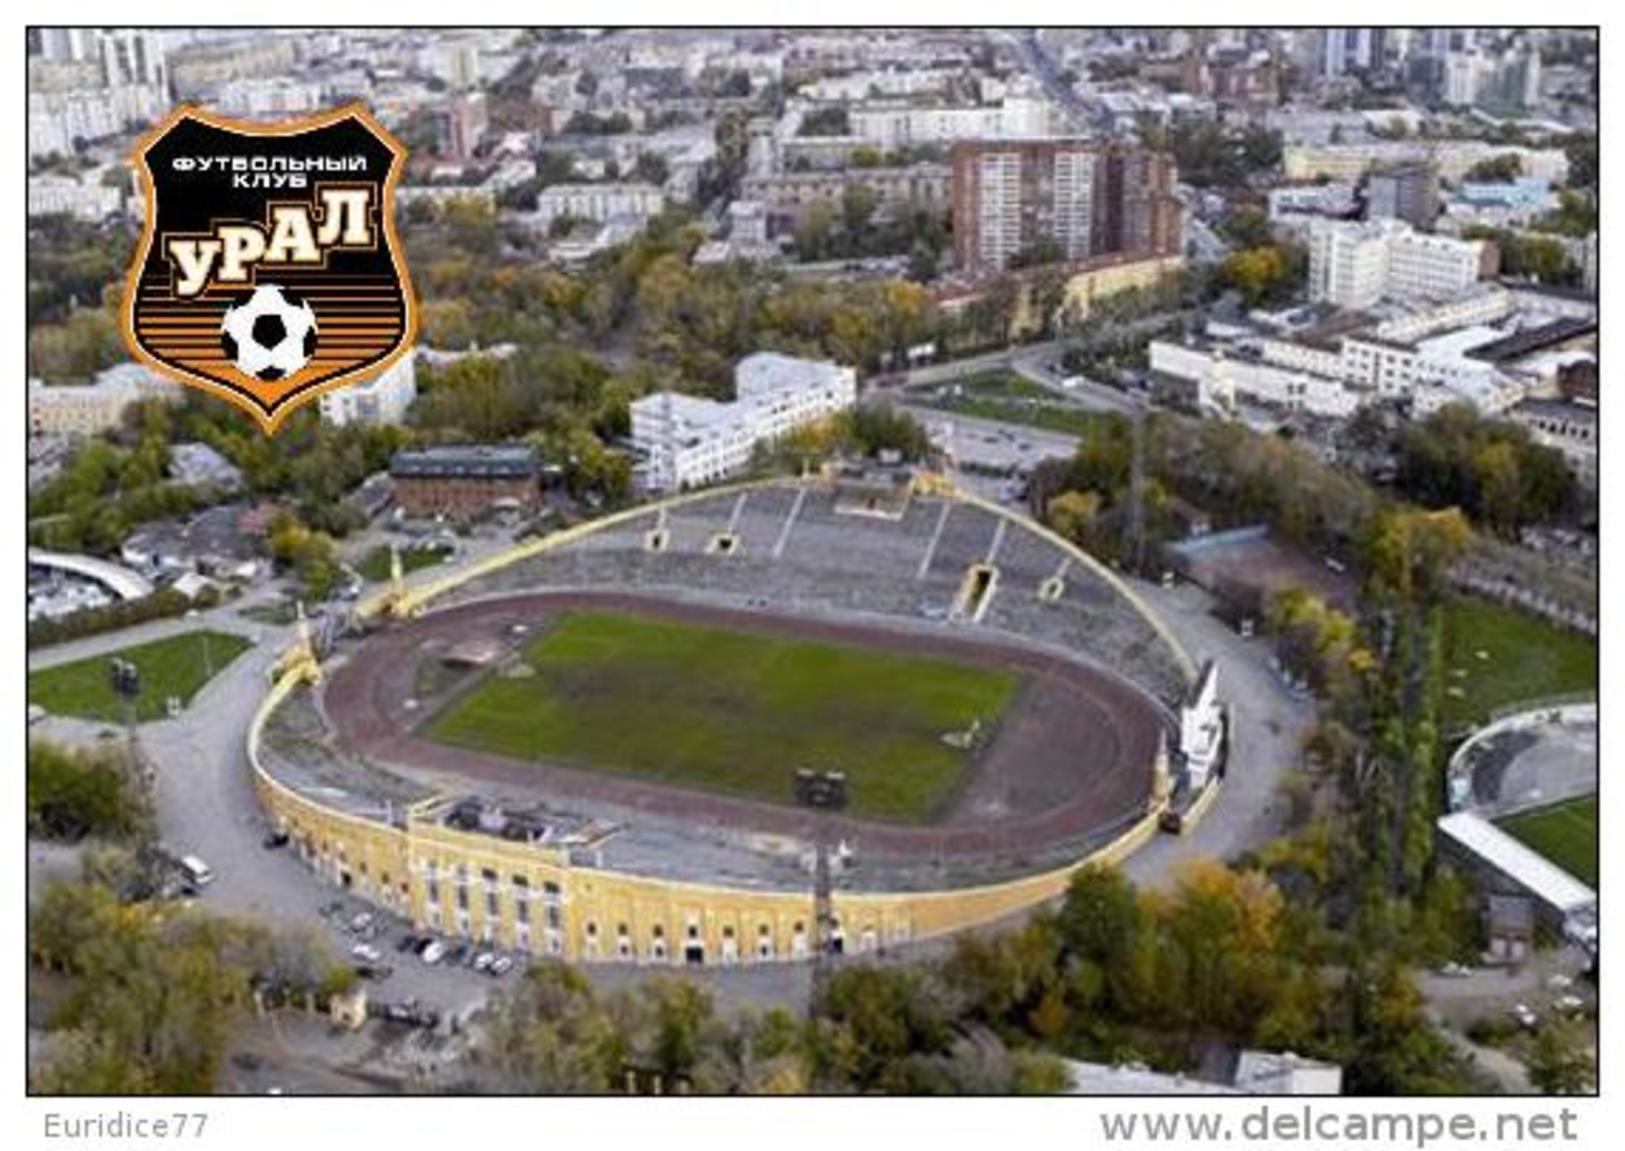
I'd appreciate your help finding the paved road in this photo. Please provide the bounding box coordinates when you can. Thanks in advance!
[1007,337,1157,416]
[902,404,1083,478]
[883,339,1068,390]
[1120,578,1317,886]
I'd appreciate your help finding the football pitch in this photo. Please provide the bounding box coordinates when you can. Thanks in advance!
[424,611,1022,823]
[1496,794,1598,887]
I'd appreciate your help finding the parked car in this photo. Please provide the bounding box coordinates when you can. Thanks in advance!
[487,955,514,977]
[473,952,495,973]
[351,943,382,964]
[349,912,374,934]
[178,854,215,888]
[1511,1003,1540,1031]
[262,831,290,849]
[396,933,421,955]
[420,941,446,965]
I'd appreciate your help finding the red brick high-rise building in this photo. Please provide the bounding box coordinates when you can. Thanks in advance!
[950,139,1182,278]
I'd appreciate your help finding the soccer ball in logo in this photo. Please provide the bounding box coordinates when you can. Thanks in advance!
[220,285,318,382]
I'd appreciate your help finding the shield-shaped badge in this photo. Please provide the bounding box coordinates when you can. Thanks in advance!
[124,103,416,433]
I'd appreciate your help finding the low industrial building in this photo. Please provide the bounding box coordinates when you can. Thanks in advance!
[1436,810,1596,942]
[1149,286,1576,422]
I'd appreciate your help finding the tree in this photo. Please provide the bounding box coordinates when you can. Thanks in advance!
[1046,489,1103,546]
[793,201,840,262]
[837,404,932,461]
[1526,1025,1596,1095]
[809,965,954,1092]
[1219,205,1274,249]
[1472,440,1524,534]
[1267,589,1372,698]
[27,740,152,843]
[1361,506,1471,604]
[1009,237,1066,270]
[840,183,878,242]
[1562,132,1597,189]
[1217,244,1305,307]
[266,512,342,602]
[30,879,349,1095]
[1343,961,1480,1094]
[479,961,629,1092]
[1056,865,1147,1015]
[797,106,851,137]
[1464,154,1523,183]
[631,153,670,187]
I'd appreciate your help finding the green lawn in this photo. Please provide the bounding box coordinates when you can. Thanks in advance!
[358,543,453,583]
[238,600,300,626]
[944,372,1057,402]
[425,611,1022,823]
[913,392,1118,439]
[1496,794,1597,887]
[1441,598,1597,728]
[29,631,252,723]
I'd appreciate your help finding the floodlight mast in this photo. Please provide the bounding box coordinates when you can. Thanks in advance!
[108,657,143,760]
[794,768,848,1008]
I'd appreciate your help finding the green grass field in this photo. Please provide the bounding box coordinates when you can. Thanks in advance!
[29,630,252,723]
[425,611,1022,823]
[1496,794,1598,887]
[358,543,453,583]
[1441,598,1597,728]
[910,385,1118,440]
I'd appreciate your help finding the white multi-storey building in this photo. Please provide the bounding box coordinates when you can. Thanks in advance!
[27,172,125,221]
[27,83,167,159]
[1050,150,1097,262]
[318,355,418,427]
[214,76,326,117]
[1282,141,1570,186]
[973,150,1024,272]
[532,182,666,229]
[632,353,858,491]
[1149,340,1367,419]
[848,96,1055,150]
[1151,290,1536,421]
[28,364,179,437]
[1308,219,1487,309]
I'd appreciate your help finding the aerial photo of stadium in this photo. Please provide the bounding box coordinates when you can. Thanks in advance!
[251,469,1226,965]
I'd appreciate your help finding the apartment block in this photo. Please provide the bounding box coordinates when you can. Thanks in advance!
[950,139,1181,277]
[1308,218,1490,310]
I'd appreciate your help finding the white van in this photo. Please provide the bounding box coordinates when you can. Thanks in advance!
[179,855,215,887]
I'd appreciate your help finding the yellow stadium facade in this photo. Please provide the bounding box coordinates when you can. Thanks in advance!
[250,474,1191,966]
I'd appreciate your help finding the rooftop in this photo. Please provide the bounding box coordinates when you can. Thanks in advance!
[390,445,538,480]
[1465,317,1597,363]
[1438,810,1596,916]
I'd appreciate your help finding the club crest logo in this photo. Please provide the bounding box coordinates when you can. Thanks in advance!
[123,103,416,433]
